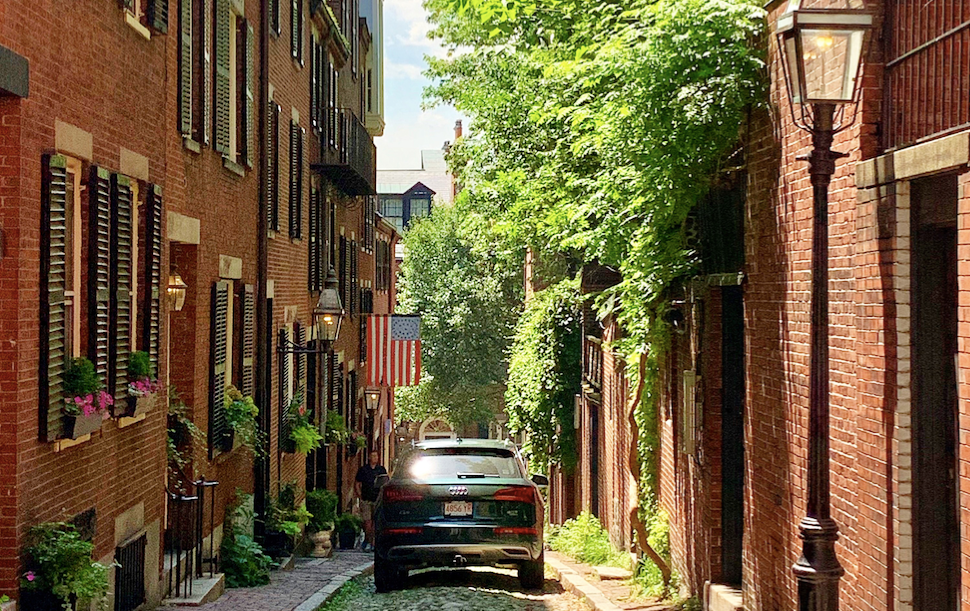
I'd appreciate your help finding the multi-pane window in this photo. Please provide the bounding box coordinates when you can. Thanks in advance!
[410,197,430,220]
[291,0,304,64]
[381,197,402,218]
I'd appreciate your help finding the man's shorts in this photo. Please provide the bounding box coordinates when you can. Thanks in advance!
[361,500,375,521]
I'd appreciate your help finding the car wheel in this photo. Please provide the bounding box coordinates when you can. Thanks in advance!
[518,550,544,590]
[374,554,398,593]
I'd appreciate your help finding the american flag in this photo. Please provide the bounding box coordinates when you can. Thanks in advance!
[366,315,422,387]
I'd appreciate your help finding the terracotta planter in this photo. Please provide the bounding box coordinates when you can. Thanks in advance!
[309,529,333,558]
[63,412,103,439]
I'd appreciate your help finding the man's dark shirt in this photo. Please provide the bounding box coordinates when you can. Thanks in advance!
[355,463,388,502]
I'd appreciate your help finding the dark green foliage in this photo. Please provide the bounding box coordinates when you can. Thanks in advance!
[334,513,362,534]
[127,350,154,380]
[22,522,112,610]
[306,489,338,531]
[221,534,272,588]
[63,357,101,398]
[506,279,582,473]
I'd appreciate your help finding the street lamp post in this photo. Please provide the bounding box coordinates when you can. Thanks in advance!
[776,3,871,611]
[278,267,344,490]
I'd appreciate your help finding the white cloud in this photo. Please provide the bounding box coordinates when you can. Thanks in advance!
[376,109,463,170]
[385,60,425,80]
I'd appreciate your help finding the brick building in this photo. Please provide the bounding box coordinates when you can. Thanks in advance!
[0,0,388,606]
[658,1,970,611]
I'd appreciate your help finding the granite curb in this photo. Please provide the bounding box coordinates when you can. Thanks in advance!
[546,556,624,611]
[291,560,375,611]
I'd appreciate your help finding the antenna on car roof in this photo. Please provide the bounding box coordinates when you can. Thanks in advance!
[455,437,463,443]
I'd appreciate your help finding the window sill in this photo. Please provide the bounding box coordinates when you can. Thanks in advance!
[54,434,92,453]
[268,229,278,239]
[223,157,246,177]
[125,11,152,41]
[290,237,302,244]
[183,137,202,154]
[118,413,147,428]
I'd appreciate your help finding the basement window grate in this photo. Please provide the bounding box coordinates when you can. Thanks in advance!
[114,534,146,611]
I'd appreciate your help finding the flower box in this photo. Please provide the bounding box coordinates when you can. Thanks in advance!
[122,392,156,418]
[63,412,103,440]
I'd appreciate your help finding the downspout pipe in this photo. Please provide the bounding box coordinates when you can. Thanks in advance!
[255,0,271,541]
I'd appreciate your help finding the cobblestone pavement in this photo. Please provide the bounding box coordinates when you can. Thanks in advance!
[324,566,589,611]
[158,551,371,611]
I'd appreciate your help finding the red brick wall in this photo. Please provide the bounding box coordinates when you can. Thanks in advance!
[0,0,171,597]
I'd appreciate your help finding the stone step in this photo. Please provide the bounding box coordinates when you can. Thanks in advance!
[162,574,225,607]
[594,566,633,580]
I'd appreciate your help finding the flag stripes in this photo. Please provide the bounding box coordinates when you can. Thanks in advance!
[366,315,421,387]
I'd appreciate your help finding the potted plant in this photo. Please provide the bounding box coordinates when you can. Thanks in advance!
[62,357,112,439]
[224,386,264,455]
[305,489,337,558]
[334,513,363,550]
[289,398,323,454]
[324,410,349,445]
[123,351,160,418]
[346,432,367,457]
[20,522,112,611]
[263,483,310,558]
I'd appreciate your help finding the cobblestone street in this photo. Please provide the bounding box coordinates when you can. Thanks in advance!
[324,566,588,611]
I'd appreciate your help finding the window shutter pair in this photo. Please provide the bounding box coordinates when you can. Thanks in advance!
[213,0,231,154]
[243,22,256,167]
[178,0,193,135]
[241,285,256,397]
[338,236,348,308]
[296,323,307,406]
[88,168,113,387]
[211,281,231,453]
[278,328,294,452]
[144,185,164,368]
[109,175,135,401]
[146,0,169,33]
[349,241,358,315]
[308,186,321,291]
[40,155,69,442]
[288,122,304,239]
[267,101,281,231]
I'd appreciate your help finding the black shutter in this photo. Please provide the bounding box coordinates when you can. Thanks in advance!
[310,41,318,132]
[279,328,293,452]
[40,154,68,442]
[349,241,358,315]
[328,57,337,148]
[297,127,304,238]
[179,0,193,134]
[214,0,231,154]
[147,0,169,33]
[144,185,163,368]
[338,236,347,307]
[243,22,255,167]
[308,186,319,291]
[291,0,302,62]
[270,0,279,34]
[241,285,256,396]
[267,101,280,231]
[332,357,343,419]
[110,175,134,401]
[296,323,306,405]
[287,121,300,238]
[88,168,112,387]
[359,317,366,364]
[211,281,230,453]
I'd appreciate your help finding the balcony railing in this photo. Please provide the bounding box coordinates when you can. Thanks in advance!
[314,108,376,196]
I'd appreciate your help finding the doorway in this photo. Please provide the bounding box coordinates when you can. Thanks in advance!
[911,174,959,611]
[720,285,744,586]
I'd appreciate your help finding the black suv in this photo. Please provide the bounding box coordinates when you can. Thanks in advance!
[373,439,547,592]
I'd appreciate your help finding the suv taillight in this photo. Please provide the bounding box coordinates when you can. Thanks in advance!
[493,486,535,503]
[382,486,425,502]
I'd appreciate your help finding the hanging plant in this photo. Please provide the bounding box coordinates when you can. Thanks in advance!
[224,386,266,456]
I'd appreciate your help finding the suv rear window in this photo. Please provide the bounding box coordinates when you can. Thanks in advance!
[402,448,524,481]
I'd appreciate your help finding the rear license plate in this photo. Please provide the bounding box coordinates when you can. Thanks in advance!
[444,501,473,516]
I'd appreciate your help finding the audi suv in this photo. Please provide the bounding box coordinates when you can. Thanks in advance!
[372,438,547,592]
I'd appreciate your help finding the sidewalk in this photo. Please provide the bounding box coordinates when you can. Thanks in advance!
[158,550,372,611]
[546,551,673,611]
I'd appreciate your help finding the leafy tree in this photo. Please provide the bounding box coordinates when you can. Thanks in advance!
[396,197,524,428]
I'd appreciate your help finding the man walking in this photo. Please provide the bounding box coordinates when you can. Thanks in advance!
[355,450,387,552]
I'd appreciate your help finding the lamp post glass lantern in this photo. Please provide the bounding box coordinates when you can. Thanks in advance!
[776,3,870,611]
[315,268,344,343]
[167,271,188,312]
[365,389,380,412]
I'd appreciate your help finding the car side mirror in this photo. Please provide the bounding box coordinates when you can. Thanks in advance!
[375,474,390,488]
[531,474,549,487]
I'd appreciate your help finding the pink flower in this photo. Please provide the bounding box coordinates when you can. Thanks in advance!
[298,405,307,417]
[25,571,35,582]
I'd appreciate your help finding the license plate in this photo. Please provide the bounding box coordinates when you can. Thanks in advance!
[444,501,473,516]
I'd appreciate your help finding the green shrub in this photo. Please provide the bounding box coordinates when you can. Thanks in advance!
[306,490,337,531]
[633,506,673,597]
[63,357,101,398]
[22,522,112,610]
[547,511,627,568]
[334,513,362,534]
[221,534,272,588]
[127,351,154,380]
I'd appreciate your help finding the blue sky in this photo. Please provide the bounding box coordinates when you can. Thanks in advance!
[375,0,464,170]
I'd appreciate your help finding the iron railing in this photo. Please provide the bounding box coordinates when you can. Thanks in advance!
[314,108,376,196]
[165,478,219,598]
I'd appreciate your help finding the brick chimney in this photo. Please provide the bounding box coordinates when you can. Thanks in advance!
[454,120,463,140]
